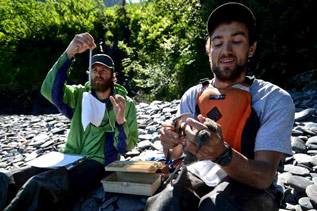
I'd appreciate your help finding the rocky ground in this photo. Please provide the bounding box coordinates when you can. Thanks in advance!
[1,89,317,210]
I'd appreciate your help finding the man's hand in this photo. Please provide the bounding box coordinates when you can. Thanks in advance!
[160,123,182,150]
[65,32,97,59]
[110,95,126,125]
[160,122,185,160]
[183,114,227,161]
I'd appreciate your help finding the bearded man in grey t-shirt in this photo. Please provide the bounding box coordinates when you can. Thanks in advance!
[155,2,295,211]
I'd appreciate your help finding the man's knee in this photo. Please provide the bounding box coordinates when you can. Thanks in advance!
[0,171,11,210]
[199,180,278,211]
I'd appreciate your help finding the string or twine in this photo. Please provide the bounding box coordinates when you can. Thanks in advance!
[89,49,92,87]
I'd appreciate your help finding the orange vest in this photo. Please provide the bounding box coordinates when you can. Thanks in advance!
[196,78,259,158]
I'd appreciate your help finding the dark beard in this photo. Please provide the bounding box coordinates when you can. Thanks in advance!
[211,54,247,83]
[92,77,113,92]
[212,64,245,83]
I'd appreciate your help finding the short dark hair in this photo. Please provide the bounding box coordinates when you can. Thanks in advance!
[207,2,256,45]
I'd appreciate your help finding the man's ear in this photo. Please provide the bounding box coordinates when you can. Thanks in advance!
[112,73,117,83]
[248,41,257,58]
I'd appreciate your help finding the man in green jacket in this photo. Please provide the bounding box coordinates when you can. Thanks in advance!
[0,32,138,210]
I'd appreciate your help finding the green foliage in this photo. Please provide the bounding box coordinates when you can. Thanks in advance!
[0,0,103,92]
[0,0,316,111]
[120,0,208,100]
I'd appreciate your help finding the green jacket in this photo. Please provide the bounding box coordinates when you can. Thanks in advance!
[41,53,138,165]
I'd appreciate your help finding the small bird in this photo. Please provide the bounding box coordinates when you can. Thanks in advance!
[164,113,190,165]
[195,118,217,155]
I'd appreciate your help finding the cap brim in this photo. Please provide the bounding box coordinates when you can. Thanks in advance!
[92,61,113,69]
[207,2,255,36]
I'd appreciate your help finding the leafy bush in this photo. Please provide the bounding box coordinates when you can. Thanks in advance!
[0,0,316,114]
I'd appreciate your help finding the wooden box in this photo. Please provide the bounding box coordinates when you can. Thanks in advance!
[101,172,161,196]
[101,161,164,196]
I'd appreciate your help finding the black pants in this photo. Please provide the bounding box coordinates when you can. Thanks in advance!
[198,178,279,211]
[0,159,106,211]
[145,166,279,211]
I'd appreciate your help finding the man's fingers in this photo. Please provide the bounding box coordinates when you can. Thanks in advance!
[110,96,117,107]
[79,33,96,49]
[74,33,96,50]
[115,95,126,108]
[160,127,179,140]
[185,118,207,131]
[162,122,174,128]
[184,135,197,154]
[197,114,206,123]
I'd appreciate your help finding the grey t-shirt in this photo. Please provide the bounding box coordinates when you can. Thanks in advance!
[177,78,295,155]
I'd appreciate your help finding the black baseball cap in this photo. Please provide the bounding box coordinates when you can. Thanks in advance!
[91,54,115,70]
[207,2,256,43]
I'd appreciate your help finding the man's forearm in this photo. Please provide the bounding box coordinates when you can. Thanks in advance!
[222,150,282,189]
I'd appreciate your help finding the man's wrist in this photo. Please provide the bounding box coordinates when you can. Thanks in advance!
[116,119,126,126]
[65,50,74,60]
[213,143,233,166]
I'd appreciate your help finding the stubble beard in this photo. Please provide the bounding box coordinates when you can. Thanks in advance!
[210,56,247,83]
[92,77,113,92]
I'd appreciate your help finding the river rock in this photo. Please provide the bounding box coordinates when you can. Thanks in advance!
[284,165,311,176]
[295,108,316,122]
[298,197,314,210]
[306,184,317,207]
[287,175,313,193]
[292,137,308,153]
[294,154,313,165]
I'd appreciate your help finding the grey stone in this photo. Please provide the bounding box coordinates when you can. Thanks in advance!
[299,197,314,210]
[150,135,160,143]
[146,126,157,134]
[137,140,153,150]
[306,184,317,207]
[137,129,146,135]
[40,140,55,148]
[30,133,50,146]
[295,108,316,122]
[136,102,149,108]
[310,127,317,135]
[286,203,303,211]
[162,107,177,114]
[295,126,317,136]
[125,149,141,157]
[287,175,313,193]
[153,115,166,123]
[284,188,297,204]
[24,151,40,162]
[50,128,66,135]
[294,154,312,165]
[307,144,317,151]
[310,156,317,166]
[138,114,152,120]
[293,130,305,136]
[0,162,7,168]
[153,141,163,152]
[138,134,154,141]
[278,172,293,184]
[284,164,310,176]
[307,150,317,155]
[307,136,317,145]
[150,100,163,105]
[292,137,307,153]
